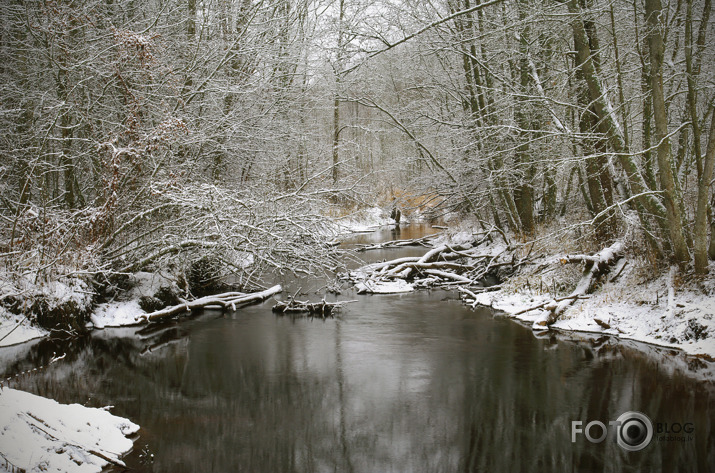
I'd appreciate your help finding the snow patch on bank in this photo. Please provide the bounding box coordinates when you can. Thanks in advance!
[0,308,48,347]
[471,260,715,359]
[90,300,145,328]
[0,387,139,473]
[356,279,414,294]
[332,207,396,233]
[90,271,181,328]
[0,274,91,347]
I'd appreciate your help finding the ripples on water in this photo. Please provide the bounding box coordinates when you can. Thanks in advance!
[2,225,713,472]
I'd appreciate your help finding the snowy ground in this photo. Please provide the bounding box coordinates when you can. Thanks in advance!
[0,309,48,347]
[0,273,91,348]
[89,272,181,329]
[467,257,715,361]
[331,206,399,233]
[0,387,139,473]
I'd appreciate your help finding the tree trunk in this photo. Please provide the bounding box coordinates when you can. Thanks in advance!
[568,0,667,230]
[571,0,615,239]
[514,0,535,235]
[609,4,630,150]
[645,0,691,267]
[709,192,715,260]
[332,0,345,185]
[332,93,340,184]
[694,106,715,273]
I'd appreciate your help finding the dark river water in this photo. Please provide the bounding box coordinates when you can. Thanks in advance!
[1,225,714,472]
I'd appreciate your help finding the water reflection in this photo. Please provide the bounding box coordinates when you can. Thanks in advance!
[2,225,713,472]
[4,290,713,472]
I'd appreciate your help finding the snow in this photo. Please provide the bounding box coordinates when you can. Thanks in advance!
[356,279,415,294]
[0,308,48,347]
[0,387,139,473]
[90,300,145,328]
[469,260,715,359]
[36,280,92,314]
[90,271,181,328]
[126,271,178,299]
[0,274,91,347]
[332,207,396,233]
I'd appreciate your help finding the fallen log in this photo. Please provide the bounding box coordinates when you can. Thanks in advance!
[534,241,623,327]
[345,229,517,294]
[356,234,439,251]
[384,261,476,279]
[142,285,282,322]
[386,241,482,278]
[272,297,356,316]
[347,233,510,291]
[356,279,414,294]
[356,256,422,274]
[512,293,590,316]
[458,285,504,308]
[423,269,473,284]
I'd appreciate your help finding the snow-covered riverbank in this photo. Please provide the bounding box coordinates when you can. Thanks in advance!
[0,311,48,348]
[3,219,713,364]
[446,230,715,362]
[349,226,715,367]
[0,387,139,473]
[466,268,715,359]
[0,207,411,348]
[0,218,713,472]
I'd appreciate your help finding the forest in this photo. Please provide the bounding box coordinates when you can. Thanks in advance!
[1,1,715,471]
[0,0,714,335]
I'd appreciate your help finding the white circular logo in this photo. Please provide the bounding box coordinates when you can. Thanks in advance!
[616,411,653,451]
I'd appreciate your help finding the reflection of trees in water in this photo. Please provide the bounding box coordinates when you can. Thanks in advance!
[458,331,714,473]
[4,309,714,472]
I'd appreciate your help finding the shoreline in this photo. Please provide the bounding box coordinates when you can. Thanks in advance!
[463,262,715,361]
[2,219,714,364]
[0,220,713,471]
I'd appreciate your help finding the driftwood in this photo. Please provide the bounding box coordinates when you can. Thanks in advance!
[142,284,282,322]
[355,234,439,251]
[513,293,590,316]
[458,286,503,306]
[347,232,512,292]
[272,297,356,316]
[527,241,623,327]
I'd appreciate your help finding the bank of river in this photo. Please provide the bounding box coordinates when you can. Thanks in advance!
[1,225,714,472]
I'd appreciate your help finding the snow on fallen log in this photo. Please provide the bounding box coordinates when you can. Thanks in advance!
[342,228,525,297]
[143,285,282,322]
[458,286,504,308]
[382,261,475,280]
[528,241,624,328]
[356,256,422,275]
[272,298,357,316]
[0,387,139,473]
[423,269,473,284]
[346,232,513,293]
[355,234,439,251]
[355,280,415,294]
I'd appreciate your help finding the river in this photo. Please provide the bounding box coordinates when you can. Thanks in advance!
[1,225,713,472]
